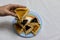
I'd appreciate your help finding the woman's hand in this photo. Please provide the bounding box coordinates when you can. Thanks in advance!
[0,4,26,16]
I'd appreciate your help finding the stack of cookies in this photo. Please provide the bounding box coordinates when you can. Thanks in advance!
[14,8,40,36]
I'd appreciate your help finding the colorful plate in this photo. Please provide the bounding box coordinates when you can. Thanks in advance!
[12,10,42,38]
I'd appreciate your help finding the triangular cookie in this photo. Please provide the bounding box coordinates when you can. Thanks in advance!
[15,8,29,20]
[14,23,23,34]
[24,25,33,34]
[30,23,40,35]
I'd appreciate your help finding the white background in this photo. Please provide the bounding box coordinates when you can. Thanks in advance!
[0,0,60,40]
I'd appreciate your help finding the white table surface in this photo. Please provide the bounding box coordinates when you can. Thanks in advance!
[0,0,60,40]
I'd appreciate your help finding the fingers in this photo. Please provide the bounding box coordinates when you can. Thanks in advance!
[1,4,26,16]
[8,4,26,9]
[6,10,17,17]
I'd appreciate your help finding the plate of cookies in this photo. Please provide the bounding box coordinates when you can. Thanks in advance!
[13,8,42,38]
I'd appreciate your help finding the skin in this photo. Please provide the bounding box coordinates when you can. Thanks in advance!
[0,4,26,17]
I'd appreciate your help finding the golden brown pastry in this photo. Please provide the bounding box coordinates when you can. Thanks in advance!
[14,23,23,34]
[30,23,40,35]
[32,25,40,35]
[24,25,33,34]
[15,8,29,20]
